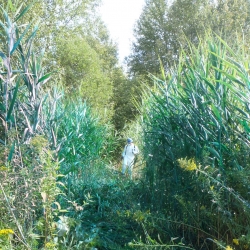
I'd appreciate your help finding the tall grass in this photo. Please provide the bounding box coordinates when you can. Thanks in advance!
[140,36,250,248]
[53,95,115,189]
[0,5,60,249]
[0,5,116,249]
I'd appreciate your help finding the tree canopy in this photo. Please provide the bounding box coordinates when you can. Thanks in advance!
[127,0,250,78]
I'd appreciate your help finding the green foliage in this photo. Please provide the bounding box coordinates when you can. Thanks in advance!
[0,2,135,249]
[0,0,119,123]
[128,0,250,78]
[55,97,112,176]
[0,6,62,249]
[127,0,170,77]
[139,37,250,248]
[0,136,61,249]
[56,34,114,119]
[55,171,151,249]
[0,3,53,147]
[4,1,250,250]
[0,2,145,250]
[112,69,142,131]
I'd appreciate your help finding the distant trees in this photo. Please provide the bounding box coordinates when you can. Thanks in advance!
[127,0,169,77]
[55,26,117,119]
[112,70,142,131]
[0,0,144,130]
[127,0,250,78]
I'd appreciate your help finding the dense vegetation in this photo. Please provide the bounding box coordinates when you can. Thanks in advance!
[0,0,250,250]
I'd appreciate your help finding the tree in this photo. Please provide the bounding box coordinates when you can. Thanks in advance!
[54,13,120,120]
[111,68,142,131]
[127,0,170,78]
[56,32,114,118]
[0,0,99,49]
[127,0,250,78]
[0,0,144,127]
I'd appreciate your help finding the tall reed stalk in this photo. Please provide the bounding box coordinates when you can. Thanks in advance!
[140,36,250,248]
[0,5,58,248]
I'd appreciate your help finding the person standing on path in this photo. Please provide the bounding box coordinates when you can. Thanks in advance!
[121,138,139,179]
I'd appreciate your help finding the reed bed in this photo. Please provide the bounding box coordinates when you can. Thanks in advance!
[140,37,250,249]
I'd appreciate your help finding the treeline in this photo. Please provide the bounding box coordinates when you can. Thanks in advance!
[127,0,250,78]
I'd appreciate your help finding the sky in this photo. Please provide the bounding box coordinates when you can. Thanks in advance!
[98,0,145,65]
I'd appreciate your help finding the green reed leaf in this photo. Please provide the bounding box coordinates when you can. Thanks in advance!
[7,141,15,161]
[10,24,31,55]
[6,79,19,121]
[14,2,35,22]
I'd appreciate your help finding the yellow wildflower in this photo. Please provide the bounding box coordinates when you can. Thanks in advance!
[125,210,131,217]
[233,239,239,245]
[210,186,214,191]
[0,229,14,235]
[177,158,199,171]
[133,210,145,222]
[0,166,8,171]
[45,242,56,248]
[225,246,233,250]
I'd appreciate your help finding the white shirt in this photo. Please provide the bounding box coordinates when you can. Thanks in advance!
[122,143,139,165]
